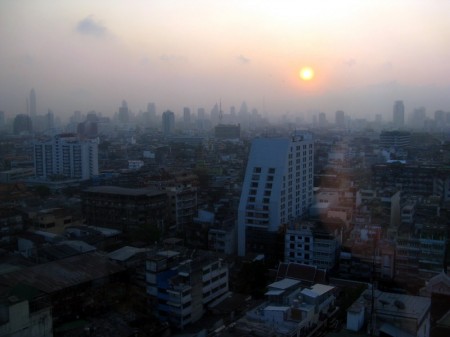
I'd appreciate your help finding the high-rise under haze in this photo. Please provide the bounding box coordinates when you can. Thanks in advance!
[183,107,191,125]
[118,100,130,124]
[335,110,345,127]
[237,131,314,257]
[393,100,405,128]
[162,110,175,136]
[29,88,36,117]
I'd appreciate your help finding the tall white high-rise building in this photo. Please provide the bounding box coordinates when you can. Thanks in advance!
[34,133,98,180]
[237,131,314,257]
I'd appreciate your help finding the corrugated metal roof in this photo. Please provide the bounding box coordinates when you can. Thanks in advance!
[0,252,125,294]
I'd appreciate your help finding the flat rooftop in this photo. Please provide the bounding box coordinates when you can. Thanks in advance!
[268,278,301,290]
[0,252,125,294]
[84,186,165,197]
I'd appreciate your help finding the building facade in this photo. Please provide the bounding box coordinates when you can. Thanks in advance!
[146,249,229,329]
[33,133,98,180]
[393,100,405,128]
[285,222,340,271]
[82,186,167,232]
[162,110,175,136]
[166,185,197,232]
[238,131,314,256]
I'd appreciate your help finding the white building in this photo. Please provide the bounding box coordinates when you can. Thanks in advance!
[285,222,340,270]
[238,131,314,256]
[0,284,53,337]
[33,133,98,180]
[236,279,337,337]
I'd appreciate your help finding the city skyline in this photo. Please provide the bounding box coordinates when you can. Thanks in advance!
[1,1,450,119]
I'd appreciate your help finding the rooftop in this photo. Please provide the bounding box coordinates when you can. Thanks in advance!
[84,185,165,197]
[108,246,149,262]
[0,252,126,294]
[268,278,301,290]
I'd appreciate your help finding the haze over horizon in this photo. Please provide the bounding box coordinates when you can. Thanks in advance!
[1,0,450,121]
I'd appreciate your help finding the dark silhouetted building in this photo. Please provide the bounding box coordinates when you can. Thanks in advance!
[29,88,36,117]
[13,114,33,135]
[82,186,167,232]
[393,100,405,128]
[162,110,175,136]
[214,124,240,139]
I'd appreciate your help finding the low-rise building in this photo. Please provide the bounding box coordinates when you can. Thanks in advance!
[229,279,337,337]
[347,289,431,337]
[82,186,167,232]
[0,284,53,337]
[284,221,340,271]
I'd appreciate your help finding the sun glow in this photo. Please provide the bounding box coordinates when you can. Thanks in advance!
[299,67,315,81]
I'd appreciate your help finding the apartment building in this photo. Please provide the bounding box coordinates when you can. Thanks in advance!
[284,222,340,271]
[33,133,98,181]
[146,249,229,329]
[82,186,167,232]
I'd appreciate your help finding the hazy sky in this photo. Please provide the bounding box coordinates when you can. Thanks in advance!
[1,0,450,121]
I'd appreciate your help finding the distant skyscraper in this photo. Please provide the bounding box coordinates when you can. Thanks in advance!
[197,108,205,120]
[335,110,345,127]
[147,102,156,117]
[393,100,405,128]
[0,111,5,129]
[46,109,55,131]
[162,110,175,136]
[318,112,327,127]
[118,100,130,123]
[33,133,98,180]
[237,131,314,257]
[183,107,191,125]
[29,89,36,117]
[13,114,33,135]
[411,107,426,129]
[434,110,445,125]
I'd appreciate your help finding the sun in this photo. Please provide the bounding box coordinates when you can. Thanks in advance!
[299,67,315,81]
